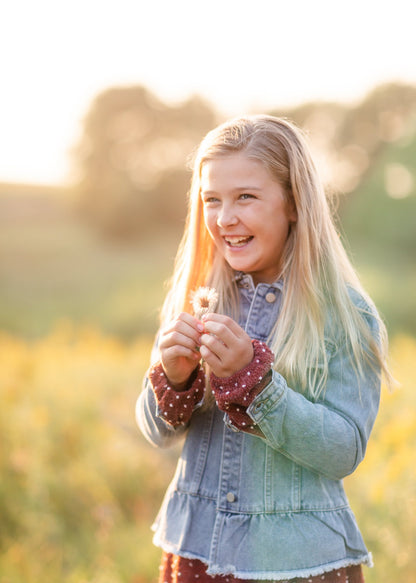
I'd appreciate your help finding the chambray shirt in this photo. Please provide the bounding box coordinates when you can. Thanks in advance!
[136,275,381,580]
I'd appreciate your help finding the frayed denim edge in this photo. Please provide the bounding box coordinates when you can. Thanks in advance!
[206,554,373,581]
[153,534,373,581]
[152,535,210,565]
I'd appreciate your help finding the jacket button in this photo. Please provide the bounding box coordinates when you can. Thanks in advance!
[265,292,276,303]
[226,492,236,503]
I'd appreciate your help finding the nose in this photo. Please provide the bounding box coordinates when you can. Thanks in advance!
[217,202,238,228]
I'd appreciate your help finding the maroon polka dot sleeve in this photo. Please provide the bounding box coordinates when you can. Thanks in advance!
[210,339,274,434]
[149,363,205,427]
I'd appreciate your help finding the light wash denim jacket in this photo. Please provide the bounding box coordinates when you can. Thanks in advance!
[136,274,381,580]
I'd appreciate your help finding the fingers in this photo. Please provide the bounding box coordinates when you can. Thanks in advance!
[201,314,241,345]
[160,312,203,353]
[159,312,254,381]
[199,314,253,377]
[159,313,204,385]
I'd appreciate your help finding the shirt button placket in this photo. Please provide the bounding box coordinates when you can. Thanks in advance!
[265,292,276,303]
[219,431,242,510]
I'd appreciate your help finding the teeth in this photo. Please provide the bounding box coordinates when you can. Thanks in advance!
[225,236,252,247]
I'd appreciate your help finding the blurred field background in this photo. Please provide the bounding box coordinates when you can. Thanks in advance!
[1,81,416,582]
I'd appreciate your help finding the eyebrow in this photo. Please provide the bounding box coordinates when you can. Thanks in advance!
[201,186,263,196]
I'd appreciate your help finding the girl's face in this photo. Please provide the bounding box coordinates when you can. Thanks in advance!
[200,153,297,285]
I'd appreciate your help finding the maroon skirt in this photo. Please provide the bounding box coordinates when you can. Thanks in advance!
[159,552,365,583]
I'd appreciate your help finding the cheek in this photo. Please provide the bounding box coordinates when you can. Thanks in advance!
[203,210,218,237]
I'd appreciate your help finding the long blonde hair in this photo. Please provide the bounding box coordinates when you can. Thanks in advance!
[160,115,392,398]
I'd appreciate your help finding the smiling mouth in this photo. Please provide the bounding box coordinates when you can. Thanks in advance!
[224,236,253,247]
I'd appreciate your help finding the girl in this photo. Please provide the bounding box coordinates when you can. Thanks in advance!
[136,115,391,583]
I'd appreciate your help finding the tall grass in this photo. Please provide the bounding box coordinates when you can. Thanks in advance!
[0,323,176,582]
[0,325,414,582]
[345,335,416,582]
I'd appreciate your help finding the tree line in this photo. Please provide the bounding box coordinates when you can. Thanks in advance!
[73,82,416,241]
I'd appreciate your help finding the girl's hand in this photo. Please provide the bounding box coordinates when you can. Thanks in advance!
[159,312,203,389]
[199,314,254,378]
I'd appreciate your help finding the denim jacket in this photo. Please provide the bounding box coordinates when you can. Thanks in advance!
[136,275,381,580]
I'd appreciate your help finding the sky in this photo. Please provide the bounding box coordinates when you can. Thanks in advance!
[1,0,415,185]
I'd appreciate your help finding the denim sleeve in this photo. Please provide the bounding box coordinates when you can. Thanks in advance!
[136,376,189,448]
[247,308,381,480]
[135,336,189,448]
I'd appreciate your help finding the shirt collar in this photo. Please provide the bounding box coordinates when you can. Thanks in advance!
[234,271,284,291]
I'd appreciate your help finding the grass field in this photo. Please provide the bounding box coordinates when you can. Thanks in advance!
[0,328,414,582]
[0,189,180,339]
[0,187,415,582]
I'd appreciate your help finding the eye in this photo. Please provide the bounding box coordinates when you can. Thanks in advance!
[202,196,220,204]
[239,193,256,200]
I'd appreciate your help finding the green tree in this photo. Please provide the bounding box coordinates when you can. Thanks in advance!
[74,85,217,239]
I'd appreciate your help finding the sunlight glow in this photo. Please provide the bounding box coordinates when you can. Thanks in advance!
[385,164,414,199]
[1,0,415,185]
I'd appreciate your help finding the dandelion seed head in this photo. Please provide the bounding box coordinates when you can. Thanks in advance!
[191,286,219,319]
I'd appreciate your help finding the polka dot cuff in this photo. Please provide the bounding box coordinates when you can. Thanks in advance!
[210,339,274,433]
[149,363,205,427]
